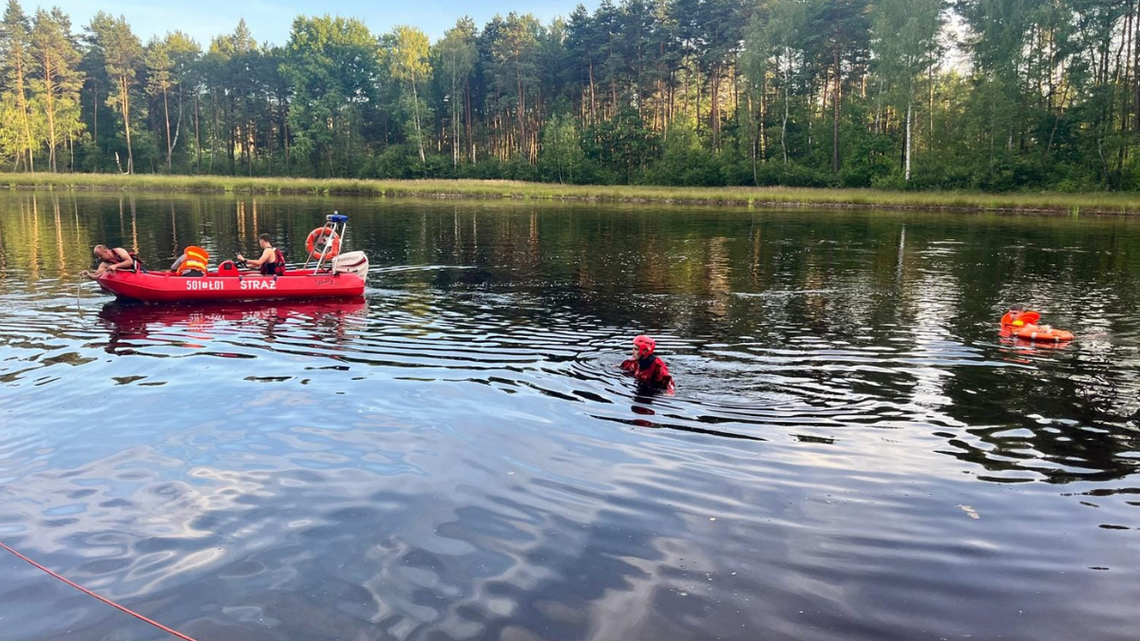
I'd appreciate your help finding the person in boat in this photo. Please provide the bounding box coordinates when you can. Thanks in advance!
[620,335,675,394]
[170,246,210,277]
[237,234,286,276]
[80,245,139,280]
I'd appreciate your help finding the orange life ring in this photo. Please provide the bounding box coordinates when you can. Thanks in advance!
[1013,325,1073,342]
[306,228,341,260]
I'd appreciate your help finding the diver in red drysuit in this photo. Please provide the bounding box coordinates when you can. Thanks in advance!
[620,335,676,394]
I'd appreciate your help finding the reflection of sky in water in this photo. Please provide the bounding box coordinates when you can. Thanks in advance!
[0,194,1139,641]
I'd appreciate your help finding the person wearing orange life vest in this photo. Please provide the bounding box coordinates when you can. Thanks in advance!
[80,245,140,280]
[170,246,210,277]
[1000,304,1041,330]
[620,335,676,394]
[1000,303,1074,342]
[237,233,286,276]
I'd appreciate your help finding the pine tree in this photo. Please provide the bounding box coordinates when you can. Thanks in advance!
[436,19,478,167]
[1,0,36,171]
[86,12,142,174]
[31,7,82,172]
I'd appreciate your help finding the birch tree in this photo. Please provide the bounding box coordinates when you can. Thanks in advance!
[873,0,945,181]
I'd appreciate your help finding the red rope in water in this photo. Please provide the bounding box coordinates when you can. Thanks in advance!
[0,539,203,641]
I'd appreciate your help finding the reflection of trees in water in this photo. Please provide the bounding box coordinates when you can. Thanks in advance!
[705,236,731,318]
[0,194,97,281]
[53,198,66,273]
[5,194,1140,483]
[933,335,1140,483]
[877,224,1140,484]
[0,205,6,282]
[129,196,138,253]
[97,300,367,358]
[940,362,1140,484]
[236,199,246,245]
[904,240,963,410]
[0,194,363,280]
[748,224,764,290]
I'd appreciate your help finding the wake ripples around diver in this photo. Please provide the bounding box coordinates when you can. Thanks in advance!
[6,269,1136,484]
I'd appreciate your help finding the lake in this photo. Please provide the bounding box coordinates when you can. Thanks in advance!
[1,192,1138,641]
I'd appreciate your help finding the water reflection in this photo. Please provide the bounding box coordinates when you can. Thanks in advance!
[97,299,367,358]
[1,193,1139,641]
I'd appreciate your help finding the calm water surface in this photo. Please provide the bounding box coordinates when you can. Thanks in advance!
[1,193,1138,641]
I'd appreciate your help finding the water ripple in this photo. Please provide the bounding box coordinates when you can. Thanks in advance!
[1,199,1139,641]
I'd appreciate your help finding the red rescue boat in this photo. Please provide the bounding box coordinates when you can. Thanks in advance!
[95,265,366,303]
[95,213,369,303]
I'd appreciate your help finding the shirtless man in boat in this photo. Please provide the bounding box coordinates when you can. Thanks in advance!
[80,245,137,280]
[237,234,285,276]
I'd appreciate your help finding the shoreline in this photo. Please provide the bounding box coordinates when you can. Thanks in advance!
[3,173,1139,215]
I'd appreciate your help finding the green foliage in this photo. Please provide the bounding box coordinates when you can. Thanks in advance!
[30,7,84,172]
[644,117,721,186]
[582,108,658,183]
[283,15,380,177]
[487,12,542,162]
[383,25,433,163]
[85,11,143,173]
[0,0,1138,193]
[539,112,583,183]
[1,0,37,170]
[435,18,478,166]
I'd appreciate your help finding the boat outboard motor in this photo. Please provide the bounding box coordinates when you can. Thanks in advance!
[332,251,369,280]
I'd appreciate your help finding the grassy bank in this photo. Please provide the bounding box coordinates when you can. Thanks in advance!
[4,172,1140,214]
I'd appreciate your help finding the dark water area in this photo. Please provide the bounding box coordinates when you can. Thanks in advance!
[1,192,1139,641]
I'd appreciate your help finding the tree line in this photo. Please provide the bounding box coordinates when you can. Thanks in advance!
[2,0,1140,191]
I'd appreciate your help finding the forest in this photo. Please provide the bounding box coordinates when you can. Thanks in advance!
[2,0,1140,192]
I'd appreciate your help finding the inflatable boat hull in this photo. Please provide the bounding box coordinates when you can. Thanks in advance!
[96,269,366,303]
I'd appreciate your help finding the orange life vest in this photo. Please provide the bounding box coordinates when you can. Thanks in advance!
[179,246,209,274]
[1000,311,1041,328]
